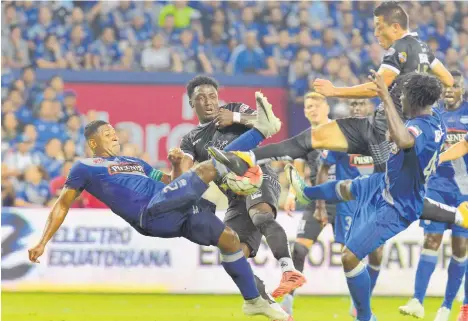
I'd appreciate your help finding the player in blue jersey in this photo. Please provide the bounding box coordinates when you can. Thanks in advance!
[284,71,446,321]
[27,120,292,321]
[399,70,468,321]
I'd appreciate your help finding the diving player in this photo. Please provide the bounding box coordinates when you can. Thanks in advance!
[284,72,445,321]
[179,75,305,299]
[399,70,468,321]
[27,120,291,321]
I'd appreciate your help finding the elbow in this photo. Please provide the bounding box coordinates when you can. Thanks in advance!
[394,137,414,150]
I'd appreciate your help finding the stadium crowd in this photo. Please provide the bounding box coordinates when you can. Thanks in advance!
[1,0,467,208]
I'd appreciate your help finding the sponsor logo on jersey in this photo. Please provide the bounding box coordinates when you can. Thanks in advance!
[385,48,396,57]
[239,104,250,113]
[461,116,468,124]
[408,126,422,137]
[398,52,407,63]
[108,162,145,175]
[93,158,105,164]
[349,154,374,167]
[418,53,429,64]
[445,129,468,146]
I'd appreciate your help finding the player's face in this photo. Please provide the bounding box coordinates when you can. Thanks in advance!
[94,124,120,156]
[349,100,372,117]
[444,76,464,108]
[191,84,220,123]
[304,97,329,125]
[374,16,395,49]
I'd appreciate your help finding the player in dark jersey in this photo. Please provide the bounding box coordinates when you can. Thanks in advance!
[399,70,468,321]
[287,72,446,321]
[179,75,305,300]
[27,120,291,321]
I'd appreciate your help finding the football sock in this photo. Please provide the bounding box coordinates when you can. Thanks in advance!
[346,262,372,321]
[414,249,438,304]
[225,129,264,152]
[289,242,309,296]
[421,198,457,224]
[252,128,313,164]
[442,255,467,309]
[303,180,344,203]
[221,250,259,300]
[367,264,381,295]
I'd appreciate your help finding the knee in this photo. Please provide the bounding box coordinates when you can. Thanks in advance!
[368,246,384,266]
[423,233,443,251]
[342,247,359,270]
[249,203,275,228]
[217,227,241,253]
[452,237,468,258]
[338,180,354,201]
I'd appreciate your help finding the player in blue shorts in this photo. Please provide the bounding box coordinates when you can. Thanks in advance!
[284,71,446,321]
[27,120,292,321]
[399,70,468,321]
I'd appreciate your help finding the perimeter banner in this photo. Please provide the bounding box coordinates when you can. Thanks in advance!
[64,83,288,164]
[2,208,455,296]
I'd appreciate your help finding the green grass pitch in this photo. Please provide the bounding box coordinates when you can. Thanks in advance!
[1,292,461,321]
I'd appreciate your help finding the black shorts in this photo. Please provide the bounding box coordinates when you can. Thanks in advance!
[224,173,281,257]
[296,202,336,242]
[335,116,391,173]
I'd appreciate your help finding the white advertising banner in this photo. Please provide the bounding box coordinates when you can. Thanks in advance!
[1,207,455,295]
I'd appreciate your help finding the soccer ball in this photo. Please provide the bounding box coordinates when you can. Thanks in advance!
[224,166,263,196]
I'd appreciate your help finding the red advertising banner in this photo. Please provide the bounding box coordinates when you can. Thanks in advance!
[65,83,288,164]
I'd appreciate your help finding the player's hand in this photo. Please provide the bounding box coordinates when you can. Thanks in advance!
[313,207,328,227]
[313,79,336,97]
[28,243,45,263]
[284,193,296,217]
[368,69,390,99]
[168,147,184,166]
[216,109,234,129]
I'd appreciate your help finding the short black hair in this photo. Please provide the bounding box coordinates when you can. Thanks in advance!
[451,70,463,78]
[402,73,442,110]
[84,120,108,140]
[374,1,409,30]
[186,75,219,99]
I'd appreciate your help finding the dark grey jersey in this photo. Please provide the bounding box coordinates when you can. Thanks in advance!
[301,150,335,186]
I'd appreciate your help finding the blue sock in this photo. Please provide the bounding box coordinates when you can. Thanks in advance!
[225,129,264,152]
[303,180,343,203]
[443,256,467,309]
[221,250,259,300]
[346,262,372,321]
[414,249,438,304]
[464,266,468,305]
[367,265,381,295]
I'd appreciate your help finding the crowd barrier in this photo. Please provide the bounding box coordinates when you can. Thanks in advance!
[2,207,455,295]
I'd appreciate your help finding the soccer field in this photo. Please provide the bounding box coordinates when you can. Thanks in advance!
[1,293,461,321]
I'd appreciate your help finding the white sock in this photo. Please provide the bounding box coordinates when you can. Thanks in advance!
[279,257,295,273]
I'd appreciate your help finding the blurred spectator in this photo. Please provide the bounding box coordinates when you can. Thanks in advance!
[38,138,64,179]
[22,124,38,149]
[266,29,295,76]
[91,27,124,70]
[3,135,40,177]
[231,6,261,43]
[121,13,152,53]
[159,1,200,29]
[198,23,231,73]
[62,90,80,120]
[445,48,460,70]
[65,25,92,70]
[360,43,383,77]
[35,34,67,69]
[141,33,183,72]
[15,165,51,207]
[289,48,310,105]
[4,25,30,68]
[229,31,269,75]
[34,100,67,148]
[63,139,78,161]
[312,29,343,58]
[108,1,134,31]
[21,66,42,105]
[428,11,459,52]
[49,75,65,102]
[67,7,92,45]
[159,14,180,44]
[261,7,285,47]
[65,115,85,156]
[174,29,212,73]
[17,1,39,28]
[2,112,20,144]
[26,6,55,50]
[2,4,23,39]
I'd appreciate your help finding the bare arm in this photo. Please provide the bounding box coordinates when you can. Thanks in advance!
[430,60,454,87]
[439,140,468,163]
[198,53,214,74]
[369,70,414,149]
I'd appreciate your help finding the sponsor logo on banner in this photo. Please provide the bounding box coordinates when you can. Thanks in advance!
[1,208,456,295]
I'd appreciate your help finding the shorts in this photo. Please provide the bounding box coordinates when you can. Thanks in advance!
[420,189,468,238]
[296,202,336,242]
[336,117,391,173]
[224,173,281,257]
[346,173,411,260]
[141,171,225,246]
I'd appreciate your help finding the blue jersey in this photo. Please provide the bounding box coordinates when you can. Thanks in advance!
[427,101,468,195]
[65,156,164,229]
[322,151,374,216]
[384,112,445,221]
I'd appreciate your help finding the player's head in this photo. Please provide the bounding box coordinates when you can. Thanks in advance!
[84,120,120,157]
[373,1,409,49]
[444,70,465,109]
[400,73,443,118]
[303,92,329,126]
[349,99,374,118]
[186,75,220,124]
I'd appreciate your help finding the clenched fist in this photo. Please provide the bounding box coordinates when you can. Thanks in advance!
[168,147,184,166]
